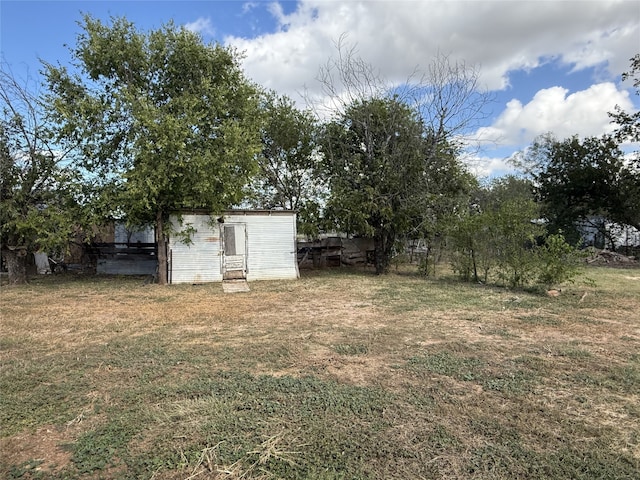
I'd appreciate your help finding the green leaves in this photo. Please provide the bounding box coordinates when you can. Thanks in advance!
[536,233,583,288]
[530,134,639,243]
[47,15,262,226]
[321,96,469,273]
[448,177,543,287]
[245,91,323,236]
[1,62,93,282]
[609,54,640,148]
[43,15,263,283]
[448,177,585,289]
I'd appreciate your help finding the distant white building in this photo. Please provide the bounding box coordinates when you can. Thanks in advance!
[577,217,640,250]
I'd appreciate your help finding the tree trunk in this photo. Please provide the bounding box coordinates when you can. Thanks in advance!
[373,229,394,275]
[156,210,168,285]
[374,244,386,274]
[2,249,28,285]
[471,248,479,283]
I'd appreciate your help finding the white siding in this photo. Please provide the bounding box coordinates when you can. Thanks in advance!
[169,211,299,284]
[228,213,299,281]
[169,214,222,284]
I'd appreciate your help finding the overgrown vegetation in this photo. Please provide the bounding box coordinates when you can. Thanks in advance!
[518,133,640,246]
[1,266,639,479]
[442,176,584,289]
[1,64,91,284]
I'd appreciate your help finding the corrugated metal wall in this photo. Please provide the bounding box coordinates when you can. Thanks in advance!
[230,213,299,282]
[96,257,157,276]
[169,211,299,284]
[169,214,223,284]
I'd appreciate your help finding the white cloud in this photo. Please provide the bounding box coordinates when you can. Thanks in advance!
[242,2,259,14]
[224,0,638,177]
[226,0,639,100]
[464,154,517,179]
[184,17,215,37]
[474,83,634,147]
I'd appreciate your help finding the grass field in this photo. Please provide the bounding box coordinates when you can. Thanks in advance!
[1,266,639,479]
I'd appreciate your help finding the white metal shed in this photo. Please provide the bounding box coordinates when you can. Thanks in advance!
[168,210,299,284]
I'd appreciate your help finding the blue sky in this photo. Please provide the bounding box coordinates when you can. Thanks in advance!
[2,0,639,177]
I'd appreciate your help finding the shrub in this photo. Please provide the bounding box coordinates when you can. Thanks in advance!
[536,233,583,288]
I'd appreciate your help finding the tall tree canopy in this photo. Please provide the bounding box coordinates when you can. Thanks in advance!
[526,134,639,246]
[246,91,324,237]
[1,65,88,284]
[46,15,262,284]
[322,96,467,274]
[314,42,487,274]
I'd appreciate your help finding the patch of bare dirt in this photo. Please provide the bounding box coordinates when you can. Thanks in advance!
[0,425,74,476]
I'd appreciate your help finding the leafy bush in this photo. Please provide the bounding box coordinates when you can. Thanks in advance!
[447,208,582,290]
[536,233,583,288]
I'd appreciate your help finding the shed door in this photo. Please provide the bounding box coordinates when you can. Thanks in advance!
[222,223,247,279]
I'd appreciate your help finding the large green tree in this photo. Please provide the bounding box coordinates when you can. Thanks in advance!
[609,54,640,230]
[527,134,639,246]
[322,97,464,274]
[313,40,490,273]
[1,65,88,284]
[46,15,262,284]
[246,91,324,237]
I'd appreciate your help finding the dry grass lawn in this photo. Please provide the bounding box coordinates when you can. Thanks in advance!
[1,266,639,479]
